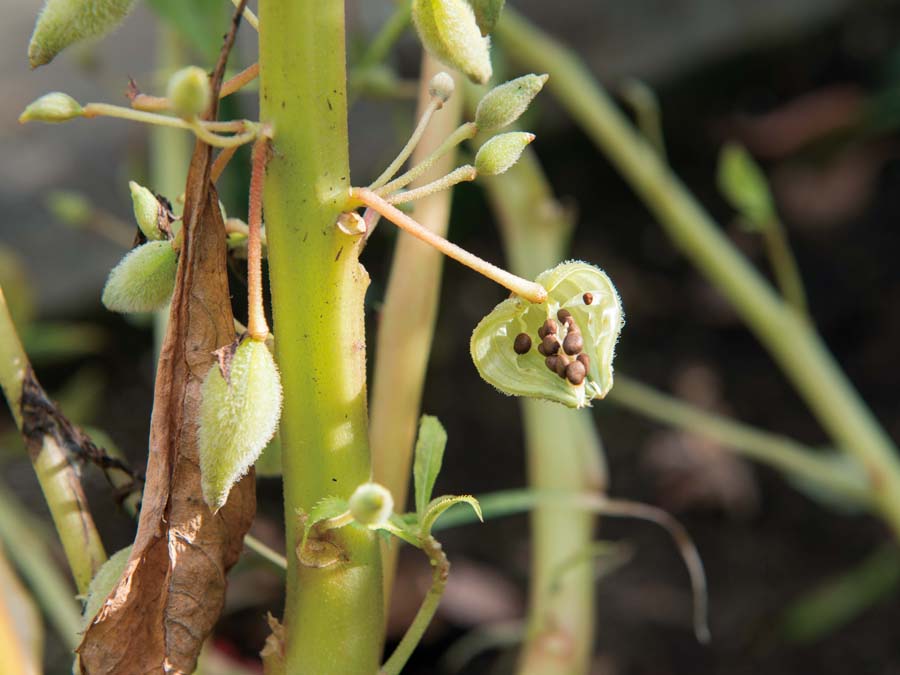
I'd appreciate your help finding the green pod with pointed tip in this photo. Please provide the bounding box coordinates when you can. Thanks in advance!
[470,261,624,408]
[18,92,83,123]
[198,338,283,512]
[412,0,492,85]
[128,181,164,241]
[475,131,535,176]
[101,240,177,313]
[475,73,547,132]
[28,0,138,68]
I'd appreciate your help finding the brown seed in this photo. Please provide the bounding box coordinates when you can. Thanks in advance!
[565,360,586,385]
[537,342,547,356]
[577,353,591,370]
[513,333,532,354]
[555,355,569,377]
[544,318,558,335]
[541,335,559,355]
[537,324,548,339]
[583,292,593,305]
[557,308,572,323]
[563,331,584,355]
[544,355,559,372]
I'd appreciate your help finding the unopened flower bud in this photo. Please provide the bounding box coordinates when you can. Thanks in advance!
[474,132,535,176]
[167,66,211,119]
[475,74,548,133]
[428,71,456,105]
[18,92,83,123]
[349,482,394,527]
[129,181,164,241]
[412,0,492,85]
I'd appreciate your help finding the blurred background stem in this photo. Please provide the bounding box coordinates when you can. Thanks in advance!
[497,8,900,541]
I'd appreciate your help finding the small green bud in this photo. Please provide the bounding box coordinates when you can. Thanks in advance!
[101,240,177,313]
[412,0,492,85]
[428,71,456,105]
[18,92,83,123]
[475,132,535,176]
[475,74,548,132]
[28,0,137,68]
[470,0,506,36]
[167,66,212,119]
[348,482,394,528]
[470,261,624,408]
[128,181,164,241]
[717,142,776,229]
[199,338,283,512]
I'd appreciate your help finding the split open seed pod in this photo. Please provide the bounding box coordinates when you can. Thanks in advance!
[470,261,624,408]
[198,337,283,512]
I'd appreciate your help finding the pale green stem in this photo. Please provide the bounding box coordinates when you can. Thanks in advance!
[369,55,463,609]
[259,2,383,672]
[618,78,666,160]
[243,534,288,571]
[229,0,259,30]
[608,375,870,506]
[498,8,900,540]
[0,487,81,649]
[357,4,413,70]
[762,217,808,317]
[375,122,478,196]
[0,287,106,594]
[385,165,477,205]
[380,537,449,675]
[370,98,442,190]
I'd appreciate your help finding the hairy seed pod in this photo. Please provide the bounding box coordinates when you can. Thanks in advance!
[28,0,138,68]
[513,333,532,354]
[198,338,283,512]
[101,240,177,313]
[563,331,583,355]
[167,66,212,119]
[18,92,83,123]
[349,482,394,527]
[475,73,548,133]
[129,181,164,241]
[470,261,624,408]
[475,132,535,176]
[412,0,492,84]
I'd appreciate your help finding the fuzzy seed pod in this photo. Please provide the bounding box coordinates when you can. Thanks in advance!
[348,482,394,527]
[475,73,548,133]
[412,0,492,84]
[18,92,83,123]
[475,132,535,176]
[101,240,177,313]
[198,338,283,512]
[28,0,138,68]
[470,261,624,408]
[129,181,164,241]
[167,66,212,119]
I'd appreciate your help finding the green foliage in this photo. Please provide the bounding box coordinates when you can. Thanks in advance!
[469,0,506,36]
[412,0,492,84]
[413,415,448,519]
[717,142,776,230]
[101,241,177,313]
[298,496,349,553]
[28,0,137,68]
[420,494,482,535]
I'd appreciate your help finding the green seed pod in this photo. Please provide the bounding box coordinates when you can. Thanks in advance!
[412,0,492,85]
[349,482,394,528]
[28,0,137,68]
[128,181,164,241]
[474,74,548,132]
[167,66,212,119]
[470,261,624,408]
[469,0,505,35]
[18,92,83,123]
[81,546,132,630]
[475,132,535,176]
[101,240,177,313]
[198,338,283,512]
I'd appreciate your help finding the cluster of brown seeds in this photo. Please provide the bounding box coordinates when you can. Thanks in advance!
[513,297,594,386]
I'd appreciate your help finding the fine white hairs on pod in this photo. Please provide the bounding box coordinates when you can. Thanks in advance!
[101,241,178,314]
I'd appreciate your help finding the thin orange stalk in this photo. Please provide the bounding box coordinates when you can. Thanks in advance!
[247,137,270,340]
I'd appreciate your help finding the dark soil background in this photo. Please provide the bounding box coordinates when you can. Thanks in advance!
[2,1,900,674]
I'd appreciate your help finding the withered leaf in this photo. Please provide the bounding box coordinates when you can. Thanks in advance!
[77,5,255,673]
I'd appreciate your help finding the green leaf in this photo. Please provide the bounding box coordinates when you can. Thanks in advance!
[717,142,776,229]
[413,415,448,519]
[469,0,505,36]
[299,496,349,552]
[412,0,492,84]
[421,494,482,535]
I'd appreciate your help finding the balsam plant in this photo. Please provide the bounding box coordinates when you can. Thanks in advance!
[2,1,736,673]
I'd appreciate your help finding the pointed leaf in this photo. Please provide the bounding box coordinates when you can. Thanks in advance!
[717,142,775,229]
[299,496,349,552]
[421,494,482,535]
[413,415,448,519]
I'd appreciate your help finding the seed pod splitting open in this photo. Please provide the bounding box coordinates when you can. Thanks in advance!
[101,240,177,313]
[470,261,624,408]
[198,337,283,512]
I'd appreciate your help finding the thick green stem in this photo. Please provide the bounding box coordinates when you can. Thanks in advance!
[0,287,106,594]
[498,9,900,540]
[483,148,600,674]
[370,55,462,605]
[762,218,808,317]
[259,3,382,672]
